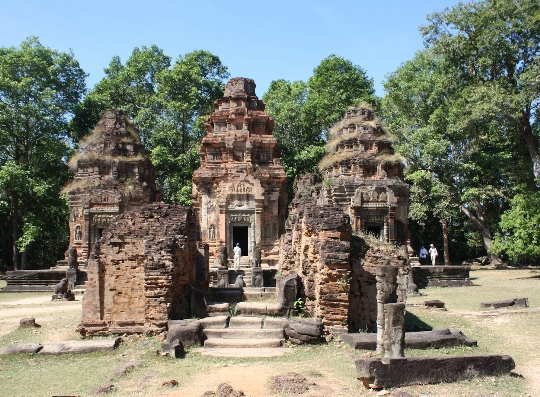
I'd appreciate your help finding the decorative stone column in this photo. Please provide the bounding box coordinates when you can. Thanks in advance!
[376,265,398,355]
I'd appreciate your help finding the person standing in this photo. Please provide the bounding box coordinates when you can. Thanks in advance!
[419,246,428,266]
[233,242,242,270]
[429,244,438,265]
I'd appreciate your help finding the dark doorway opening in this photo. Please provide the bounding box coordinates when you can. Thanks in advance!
[364,225,381,239]
[232,226,249,256]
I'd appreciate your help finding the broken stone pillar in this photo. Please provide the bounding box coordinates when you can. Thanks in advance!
[382,302,405,358]
[376,265,398,355]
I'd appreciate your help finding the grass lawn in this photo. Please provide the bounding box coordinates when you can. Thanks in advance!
[0,267,538,396]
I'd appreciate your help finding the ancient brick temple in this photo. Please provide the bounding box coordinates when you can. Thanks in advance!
[192,78,288,266]
[62,110,159,264]
[318,106,410,245]
[77,203,202,335]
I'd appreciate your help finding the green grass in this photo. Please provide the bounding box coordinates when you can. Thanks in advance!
[0,268,539,396]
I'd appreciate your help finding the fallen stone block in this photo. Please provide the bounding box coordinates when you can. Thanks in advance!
[166,320,203,347]
[1,343,43,355]
[356,355,515,388]
[161,339,184,358]
[424,299,445,308]
[480,297,529,309]
[19,317,40,327]
[341,328,477,350]
[38,338,121,355]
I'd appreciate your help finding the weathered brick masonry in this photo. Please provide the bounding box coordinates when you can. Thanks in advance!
[77,203,200,336]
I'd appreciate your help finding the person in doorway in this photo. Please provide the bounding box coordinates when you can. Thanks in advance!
[429,244,438,265]
[419,245,428,266]
[233,242,242,270]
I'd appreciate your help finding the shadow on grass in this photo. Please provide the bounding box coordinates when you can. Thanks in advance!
[405,311,432,332]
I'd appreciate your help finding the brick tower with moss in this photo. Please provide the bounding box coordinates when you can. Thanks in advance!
[62,110,159,264]
[318,106,410,245]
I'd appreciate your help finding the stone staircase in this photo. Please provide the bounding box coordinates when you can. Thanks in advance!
[203,316,287,348]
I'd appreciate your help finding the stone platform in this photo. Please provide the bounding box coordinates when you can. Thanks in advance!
[2,269,68,292]
[356,355,515,388]
[411,265,474,288]
[341,328,477,350]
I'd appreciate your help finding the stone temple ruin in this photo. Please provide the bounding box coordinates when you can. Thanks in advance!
[192,77,287,269]
[318,106,410,244]
[1,78,516,390]
[63,109,160,265]
[73,90,415,339]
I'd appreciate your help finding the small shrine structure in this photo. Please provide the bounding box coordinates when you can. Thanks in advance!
[62,110,159,264]
[192,78,288,266]
[318,106,410,245]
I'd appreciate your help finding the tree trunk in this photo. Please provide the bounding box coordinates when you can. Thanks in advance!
[518,111,540,180]
[20,200,29,270]
[461,203,505,267]
[12,195,19,270]
[442,220,450,265]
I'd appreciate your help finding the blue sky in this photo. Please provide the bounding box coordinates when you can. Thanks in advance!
[1,0,463,97]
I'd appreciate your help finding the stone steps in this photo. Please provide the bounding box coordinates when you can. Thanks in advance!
[202,316,285,349]
[204,338,284,348]
[204,328,284,339]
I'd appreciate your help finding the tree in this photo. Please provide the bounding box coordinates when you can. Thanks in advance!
[70,45,171,143]
[383,49,510,265]
[0,37,86,269]
[263,55,376,197]
[421,0,540,180]
[152,50,229,204]
[304,54,377,138]
[492,187,540,262]
[71,47,229,204]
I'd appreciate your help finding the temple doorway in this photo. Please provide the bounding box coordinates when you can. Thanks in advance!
[232,225,249,257]
[365,225,382,240]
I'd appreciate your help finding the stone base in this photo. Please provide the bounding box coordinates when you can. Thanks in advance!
[76,321,162,337]
[342,328,477,350]
[51,291,75,301]
[356,355,515,388]
[3,269,68,292]
[411,265,474,288]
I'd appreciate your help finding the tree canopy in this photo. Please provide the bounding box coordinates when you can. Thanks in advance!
[0,37,86,269]
[71,47,229,205]
[263,55,377,197]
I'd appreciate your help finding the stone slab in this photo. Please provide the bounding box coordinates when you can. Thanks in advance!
[228,316,263,328]
[19,339,122,355]
[198,316,229,329]
[204,328,284,339]
[356,355,515,388]
[1,343,43,355]
[192,347,293,357]
[263,317,289,329]
[480,297,529,309]
[204,338,283,348]
[341,328,477,350]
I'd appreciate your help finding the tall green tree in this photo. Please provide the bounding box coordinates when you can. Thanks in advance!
[0,37,86,269]
[304,54,377,139]
[384,49,511,265]
[421,0,540,180]
[151,50,229,204]
[71,47,229,204]
[263,55,376,196]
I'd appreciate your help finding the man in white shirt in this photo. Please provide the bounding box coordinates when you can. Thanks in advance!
[233,243,242,270]
[429,244,438,265]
